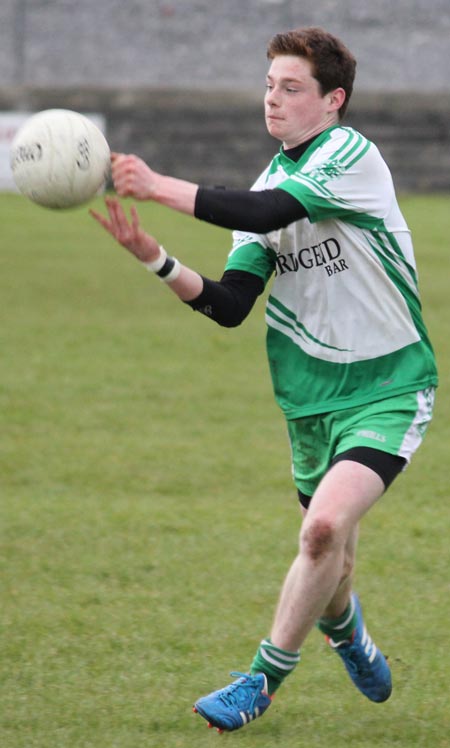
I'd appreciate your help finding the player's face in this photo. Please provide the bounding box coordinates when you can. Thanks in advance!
[264,55,343,148]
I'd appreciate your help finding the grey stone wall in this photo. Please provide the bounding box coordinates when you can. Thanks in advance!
[2,0,450,91]
[1,1,450,190]
[1,86,449,191]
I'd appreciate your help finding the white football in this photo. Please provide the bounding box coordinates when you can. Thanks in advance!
[10,109,111,209]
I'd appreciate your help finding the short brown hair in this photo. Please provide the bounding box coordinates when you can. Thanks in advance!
[267,27,356,118]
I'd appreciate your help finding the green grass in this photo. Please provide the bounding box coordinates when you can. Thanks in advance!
[1,192,449,747]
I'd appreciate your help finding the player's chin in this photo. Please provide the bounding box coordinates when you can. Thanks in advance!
[265,117,284,139]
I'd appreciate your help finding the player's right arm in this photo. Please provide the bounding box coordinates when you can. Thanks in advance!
[111,153,198,215]
[111,153,308,233]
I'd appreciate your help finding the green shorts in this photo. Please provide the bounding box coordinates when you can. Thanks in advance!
[287,388,435,498]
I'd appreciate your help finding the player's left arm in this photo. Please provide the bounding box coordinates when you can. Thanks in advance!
[90,197,264,326]
[90,197,203,301]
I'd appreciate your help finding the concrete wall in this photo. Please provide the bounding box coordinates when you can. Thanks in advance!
[1,1,450,190]
[2,1,450,92]
[2,86,449,191]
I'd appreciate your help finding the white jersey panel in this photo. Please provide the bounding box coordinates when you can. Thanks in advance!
[265,218,420,364]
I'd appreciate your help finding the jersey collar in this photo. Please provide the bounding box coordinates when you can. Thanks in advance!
[279,125,340,171]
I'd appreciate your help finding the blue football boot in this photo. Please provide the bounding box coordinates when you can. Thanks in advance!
[193,672,272,732]
[326,593,392,702]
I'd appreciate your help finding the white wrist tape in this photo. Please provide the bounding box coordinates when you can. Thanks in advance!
[144,246,167,273]
[160,257,181,283]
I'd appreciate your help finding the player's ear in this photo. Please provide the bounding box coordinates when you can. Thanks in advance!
[327,87,346,112]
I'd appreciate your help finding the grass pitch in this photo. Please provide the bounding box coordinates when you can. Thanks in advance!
[1,193,449,747]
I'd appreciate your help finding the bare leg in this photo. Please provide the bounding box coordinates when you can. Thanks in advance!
[270,461,384,652]
[321,523,359,619]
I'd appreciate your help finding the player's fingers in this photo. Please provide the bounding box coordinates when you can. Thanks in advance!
[111,160,127,191]
[111,173,132,198]
[107,198,137,245]
[106,195,127,224]
[102,197,118,228]
[89,208,112,232]
[111,153,134,176]
[105,195,120,211]
[113,183,130,198]
[130,205,141,234]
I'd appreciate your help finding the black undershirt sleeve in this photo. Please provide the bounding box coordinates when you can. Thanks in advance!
[188,138,317,325]
[194,135,318,233]
[195,186,309,233]
[184,269,265,328]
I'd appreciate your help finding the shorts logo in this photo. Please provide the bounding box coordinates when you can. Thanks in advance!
[356,429,387,443]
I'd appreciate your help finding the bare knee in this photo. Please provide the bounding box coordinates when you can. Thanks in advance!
[300,516,340,561]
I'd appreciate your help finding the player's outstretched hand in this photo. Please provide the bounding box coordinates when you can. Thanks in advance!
[110,152,159,200]
[90,197,161,264]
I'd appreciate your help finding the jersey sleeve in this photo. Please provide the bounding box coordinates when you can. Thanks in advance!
[277,129,394,228]
[224,231,277,285]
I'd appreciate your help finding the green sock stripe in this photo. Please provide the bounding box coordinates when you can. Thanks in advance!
[250,638,300,695]
[259,638,301,668]
[317,597,357,640]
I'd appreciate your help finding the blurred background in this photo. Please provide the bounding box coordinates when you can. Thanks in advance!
[1,0,450,190]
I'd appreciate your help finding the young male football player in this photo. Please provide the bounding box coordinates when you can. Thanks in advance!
[91,26,438,732]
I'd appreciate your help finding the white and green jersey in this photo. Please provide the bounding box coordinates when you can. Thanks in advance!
[225,125,438,419]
